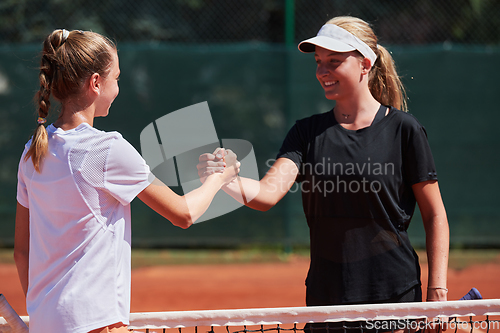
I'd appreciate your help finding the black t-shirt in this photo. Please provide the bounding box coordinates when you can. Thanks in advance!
[276,106,438,305]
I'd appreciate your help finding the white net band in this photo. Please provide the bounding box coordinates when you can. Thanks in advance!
[128,299,500,330]
[1,299,500,331]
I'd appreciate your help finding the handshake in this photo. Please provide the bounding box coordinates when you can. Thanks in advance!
[197,147,240,185]
[192,146,258,222]
[140,102,260,223]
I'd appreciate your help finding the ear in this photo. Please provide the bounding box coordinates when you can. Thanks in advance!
[361,58,372,75]
[88,73,102,95]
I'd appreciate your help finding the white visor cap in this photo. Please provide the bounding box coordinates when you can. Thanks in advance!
[298,24,377,65]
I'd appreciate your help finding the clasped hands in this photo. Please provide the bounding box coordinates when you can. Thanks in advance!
[197,148,240,184]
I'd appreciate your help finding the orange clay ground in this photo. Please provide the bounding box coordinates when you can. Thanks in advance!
[2,249,500,316]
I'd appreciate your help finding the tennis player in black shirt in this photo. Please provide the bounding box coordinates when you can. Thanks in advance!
[198,16,449,312]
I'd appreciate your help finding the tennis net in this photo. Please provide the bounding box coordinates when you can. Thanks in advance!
[1,299,499,332]
[127,299,500,333]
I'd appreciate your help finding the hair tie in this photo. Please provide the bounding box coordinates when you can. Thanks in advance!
[37,117,47,125]
[61,29,70,42]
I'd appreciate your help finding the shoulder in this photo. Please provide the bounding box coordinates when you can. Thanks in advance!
[291,110,334,136]
[295,110,333,127]
[87,128,140,162]
[43,123,125,144]
[66,125,132,164]
[86,125,123,141]
[279,111,333,156]
[386,108,427,135]
[388,108,425,127]
[385,108,433,151]
[76,124,127,148]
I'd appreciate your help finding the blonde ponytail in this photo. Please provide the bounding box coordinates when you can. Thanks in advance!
[370,45,408,112]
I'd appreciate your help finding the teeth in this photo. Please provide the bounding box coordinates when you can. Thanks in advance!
[324,81,336,86]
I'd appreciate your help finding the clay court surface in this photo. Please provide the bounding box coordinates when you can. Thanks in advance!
[2,249,500,316]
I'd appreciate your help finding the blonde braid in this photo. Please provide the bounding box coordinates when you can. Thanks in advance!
[25,29,68,172]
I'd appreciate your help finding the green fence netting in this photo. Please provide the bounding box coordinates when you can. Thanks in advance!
[0,43,498,248]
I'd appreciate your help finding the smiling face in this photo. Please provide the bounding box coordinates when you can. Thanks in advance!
[94,50,120,117]
[314,46,366,101]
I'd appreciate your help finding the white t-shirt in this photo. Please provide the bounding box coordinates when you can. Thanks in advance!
[17,123,152,333]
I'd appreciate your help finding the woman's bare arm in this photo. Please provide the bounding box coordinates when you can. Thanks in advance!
[413,180,449,302]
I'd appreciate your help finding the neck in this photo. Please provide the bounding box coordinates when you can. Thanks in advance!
[54,99,95,130]
[334,99,380,119]
[332,94,381,130]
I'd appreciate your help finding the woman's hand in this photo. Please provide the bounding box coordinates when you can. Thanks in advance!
[197,148,227,183]
[212,149,240,186]
[196,148,241,183]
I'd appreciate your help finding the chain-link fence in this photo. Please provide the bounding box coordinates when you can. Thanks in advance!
[1,0,500,45]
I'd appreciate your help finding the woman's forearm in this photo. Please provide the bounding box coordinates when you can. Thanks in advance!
[222,176,277,211]
[222,158,300,211]
[413,180,449,301]
[424,214,449,301]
